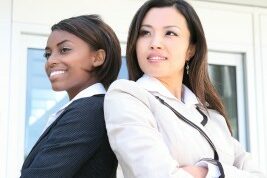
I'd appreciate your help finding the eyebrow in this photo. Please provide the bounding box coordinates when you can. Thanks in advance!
[45,40,69,50]
[140,24,181,30]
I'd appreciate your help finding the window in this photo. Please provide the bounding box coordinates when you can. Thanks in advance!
[209,64,238,137]
[208,51,247,148]
[118,57,128,79]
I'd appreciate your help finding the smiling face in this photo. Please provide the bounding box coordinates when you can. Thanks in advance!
[136,7,195,85]
[44,30,98,100]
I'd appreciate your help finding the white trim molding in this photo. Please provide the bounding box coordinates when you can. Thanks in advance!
[193,0,267,8]
[0,0,12,177]
[6,23,49,178]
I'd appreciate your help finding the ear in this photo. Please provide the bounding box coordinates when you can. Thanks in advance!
[92,49,106,67]
[186,44,196,61]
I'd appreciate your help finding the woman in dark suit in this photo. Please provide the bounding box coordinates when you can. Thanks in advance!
[20,14,121,178]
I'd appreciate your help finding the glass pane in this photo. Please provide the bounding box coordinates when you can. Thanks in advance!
[25,48,68,158]
[208,64,239,139]
[118,57,128,79]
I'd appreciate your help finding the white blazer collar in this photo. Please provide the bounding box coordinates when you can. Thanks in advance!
[137,74,199,107]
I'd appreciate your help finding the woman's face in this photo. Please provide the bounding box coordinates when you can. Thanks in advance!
[136,7,194,83]
[44,30,97,99]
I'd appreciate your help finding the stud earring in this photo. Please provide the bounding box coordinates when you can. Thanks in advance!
[186,61,190,75]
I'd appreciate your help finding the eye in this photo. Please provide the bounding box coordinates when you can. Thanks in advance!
[60,47,71,54]
[43,51,51,60]
[139,29,151,37]
[166,31,178,36]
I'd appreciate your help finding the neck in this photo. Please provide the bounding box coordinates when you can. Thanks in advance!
[156,76,183,100]
[67,78,98,100]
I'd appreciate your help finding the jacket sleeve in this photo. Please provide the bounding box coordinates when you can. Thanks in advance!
[221,137,266,178]
[104,80,193,178]
[20,98,107,178]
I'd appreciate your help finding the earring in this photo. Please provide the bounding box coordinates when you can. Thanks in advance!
[186,61,189,75]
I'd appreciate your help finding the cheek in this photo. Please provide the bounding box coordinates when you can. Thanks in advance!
[136,47,145,66]
[136,38,145,52]
[136,42,146,62]
[80,60,94,73]
[172,45,188,60]
[44,63,49,76]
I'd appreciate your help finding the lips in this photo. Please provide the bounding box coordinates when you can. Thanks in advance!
[147,56,167,60]
[147,54,167,62]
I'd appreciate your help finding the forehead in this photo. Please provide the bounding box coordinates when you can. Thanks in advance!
[142,7,188,29]
[47,30,83,45]
[46,30,93,51]
[48,30,73,40]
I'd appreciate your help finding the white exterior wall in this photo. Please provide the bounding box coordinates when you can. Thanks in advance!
[261,12,267,173]
[0,0,12,178]
[190,1,267,172]
[1,0,266,177]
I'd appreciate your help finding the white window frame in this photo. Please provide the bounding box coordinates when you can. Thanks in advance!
[208,51,247,148]
[193,0,267,8]
[190,0,265,167]
[0,0,12,177]
[6,23,49,178]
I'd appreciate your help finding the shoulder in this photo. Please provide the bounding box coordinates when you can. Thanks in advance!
[68,95,104,112]
[59,95,105,125]
[207,108,224,122]
[207,108,231,136]
[104,79,157,119]
[108,79,141,91]
[104,80,158,129]
[106,79,150,103]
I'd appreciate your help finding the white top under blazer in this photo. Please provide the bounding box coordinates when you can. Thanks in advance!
[104,75,266,178]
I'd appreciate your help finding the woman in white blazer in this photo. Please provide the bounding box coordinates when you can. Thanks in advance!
[104,0,266,177]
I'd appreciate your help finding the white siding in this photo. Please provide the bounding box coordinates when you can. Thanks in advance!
[0,0,12,177]
[260,13,267,171]
[1,0,267,177]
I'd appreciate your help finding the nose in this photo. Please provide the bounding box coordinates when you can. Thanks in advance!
[150,35,163,49]
[46,52,59,67]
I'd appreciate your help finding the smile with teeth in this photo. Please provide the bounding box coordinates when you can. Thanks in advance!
[50,70,65,77]
[148,56,167,60]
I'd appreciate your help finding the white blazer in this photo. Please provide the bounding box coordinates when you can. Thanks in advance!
[104,75,266,178]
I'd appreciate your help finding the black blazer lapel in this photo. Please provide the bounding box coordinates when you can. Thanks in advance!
[22,109,66,168]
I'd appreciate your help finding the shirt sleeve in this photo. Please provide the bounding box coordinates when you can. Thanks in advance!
[195,160,221,178]
[221,137,267,178]
[104,81,194,178]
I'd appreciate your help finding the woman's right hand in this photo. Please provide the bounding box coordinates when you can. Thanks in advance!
[182,166,208,178]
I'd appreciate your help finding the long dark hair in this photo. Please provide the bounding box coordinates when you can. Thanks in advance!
[52,14,121,89]
[126,0,232,133]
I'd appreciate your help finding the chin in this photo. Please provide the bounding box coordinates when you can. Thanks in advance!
[51,86,65,92]
[146,72,164,78]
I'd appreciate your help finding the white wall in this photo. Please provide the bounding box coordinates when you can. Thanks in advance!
[260,12,267,172]
[194,0,267,7]
[0,0,12,177]
[12,0,148,44]
[1,0,267,177]
[190,1,267,172]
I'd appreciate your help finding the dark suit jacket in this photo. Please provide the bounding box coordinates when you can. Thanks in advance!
[20,95,117,178]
